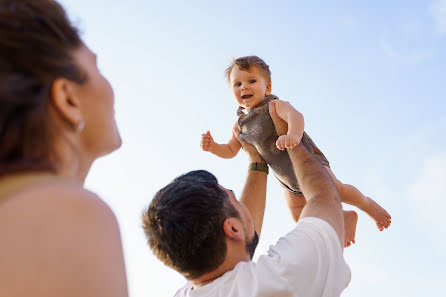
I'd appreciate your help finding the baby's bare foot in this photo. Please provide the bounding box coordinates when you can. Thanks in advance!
[363,197,391,231]
[344,210,358,248]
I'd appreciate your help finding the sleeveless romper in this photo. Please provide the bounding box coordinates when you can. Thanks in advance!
[237,95,330,196]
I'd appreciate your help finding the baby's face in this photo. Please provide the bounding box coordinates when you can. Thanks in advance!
[229,66,271,111]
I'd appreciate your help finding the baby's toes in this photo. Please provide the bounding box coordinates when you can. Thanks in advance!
[376,222,384,231]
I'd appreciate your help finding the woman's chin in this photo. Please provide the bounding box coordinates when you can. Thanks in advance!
[95,133,122,159]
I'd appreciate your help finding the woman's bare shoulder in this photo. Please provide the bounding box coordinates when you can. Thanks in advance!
[1,178,115,224]
[2,178,121,253]
[0,179,128,297]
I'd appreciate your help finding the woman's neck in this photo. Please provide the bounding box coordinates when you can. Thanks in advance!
[54,139,93,185]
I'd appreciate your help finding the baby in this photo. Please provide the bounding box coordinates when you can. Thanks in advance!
[201,56,391,247]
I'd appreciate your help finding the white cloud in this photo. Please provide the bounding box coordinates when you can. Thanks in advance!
[430,0,446,33]
[408,155,446,250]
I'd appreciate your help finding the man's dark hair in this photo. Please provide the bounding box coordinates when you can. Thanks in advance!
[142,170,240,280]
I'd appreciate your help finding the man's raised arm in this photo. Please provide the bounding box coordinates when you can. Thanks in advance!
[234,127,268,237]
[269,101,344,246]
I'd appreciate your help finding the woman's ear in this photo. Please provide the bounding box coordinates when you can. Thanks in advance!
[222,218,244,241]
[50,78,84,131]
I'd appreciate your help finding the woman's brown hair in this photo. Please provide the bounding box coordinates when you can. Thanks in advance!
[0,0,85,176]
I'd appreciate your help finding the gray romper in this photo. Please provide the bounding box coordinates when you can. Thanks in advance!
[237,94,330,196]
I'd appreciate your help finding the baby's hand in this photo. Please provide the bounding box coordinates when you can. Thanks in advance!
[276,134,301,151]
[201,131,215,152]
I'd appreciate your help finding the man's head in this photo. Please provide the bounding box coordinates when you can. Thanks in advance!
[224,56,272,110]
[142,170,258,280]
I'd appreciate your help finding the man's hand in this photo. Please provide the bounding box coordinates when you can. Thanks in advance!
[269,101,288,136]
[233,126,265,164]
[200,131,215,153]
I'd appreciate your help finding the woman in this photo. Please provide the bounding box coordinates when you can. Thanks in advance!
[0,1,128,296]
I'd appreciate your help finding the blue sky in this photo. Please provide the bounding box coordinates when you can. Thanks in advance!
[59,0,446,296]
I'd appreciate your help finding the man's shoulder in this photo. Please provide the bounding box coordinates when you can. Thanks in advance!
[294,217,339,239]
[173,263,258,297]
[173,282,193,297]
[174,218,349,297]
[268,217,341,254]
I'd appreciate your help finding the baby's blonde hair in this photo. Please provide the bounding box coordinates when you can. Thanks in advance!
[225,56,271,84]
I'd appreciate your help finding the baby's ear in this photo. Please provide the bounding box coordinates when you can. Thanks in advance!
[265,82,272,95]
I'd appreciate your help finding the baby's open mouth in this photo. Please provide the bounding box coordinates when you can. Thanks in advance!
[242,94,253,99]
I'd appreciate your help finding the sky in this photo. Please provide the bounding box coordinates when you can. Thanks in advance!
[58,0,446,296]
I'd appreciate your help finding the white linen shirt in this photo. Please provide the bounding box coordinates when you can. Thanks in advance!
[174,217,351,297]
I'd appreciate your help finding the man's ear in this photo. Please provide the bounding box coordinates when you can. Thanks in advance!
[265,82,272,96]
[223,218,244,241]
[50,78,83,130]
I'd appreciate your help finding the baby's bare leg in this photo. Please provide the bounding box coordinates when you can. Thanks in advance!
[343,210,358,247]
[324,166,391,231]
[284,190,306,222]
[284,190,358,247]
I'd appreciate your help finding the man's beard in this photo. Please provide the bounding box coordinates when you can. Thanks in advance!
[245,231,259,259]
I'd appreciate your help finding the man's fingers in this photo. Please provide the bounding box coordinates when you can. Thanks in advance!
[269,101,279,123]
[232,125,241,141]
[269,101,288,136]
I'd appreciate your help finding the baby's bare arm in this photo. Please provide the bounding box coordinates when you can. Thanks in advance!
[273,100,305,150]
[200,124,241,159]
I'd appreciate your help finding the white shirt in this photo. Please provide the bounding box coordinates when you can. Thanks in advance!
[174,217,351,297]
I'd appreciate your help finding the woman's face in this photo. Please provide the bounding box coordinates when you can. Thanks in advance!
[72,45,122,159]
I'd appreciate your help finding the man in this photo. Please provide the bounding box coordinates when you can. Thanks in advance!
[142,101,351,296]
